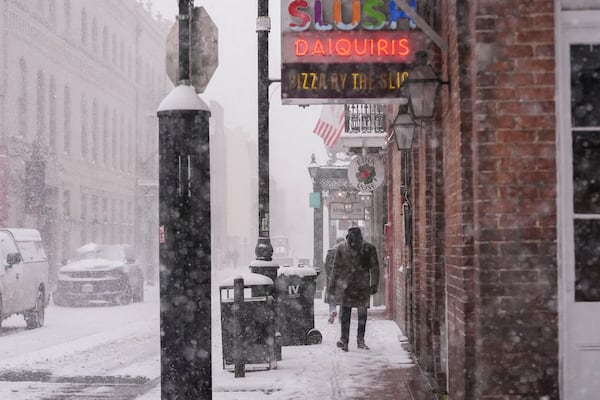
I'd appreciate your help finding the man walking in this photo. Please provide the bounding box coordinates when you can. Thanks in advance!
[327,226,379,351]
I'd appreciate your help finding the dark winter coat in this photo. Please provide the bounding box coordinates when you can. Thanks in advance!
[323,247,336,305]
[327,241,379,307]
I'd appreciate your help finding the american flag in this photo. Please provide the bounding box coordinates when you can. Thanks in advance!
[312,105,345,148]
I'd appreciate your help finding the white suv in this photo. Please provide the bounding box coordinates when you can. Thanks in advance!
[0,228,49,329]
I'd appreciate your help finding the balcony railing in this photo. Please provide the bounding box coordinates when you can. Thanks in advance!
[345,104,387,133]
[340,104,388,153]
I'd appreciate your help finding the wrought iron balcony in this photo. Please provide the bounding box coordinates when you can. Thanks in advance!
[340,104,388,153]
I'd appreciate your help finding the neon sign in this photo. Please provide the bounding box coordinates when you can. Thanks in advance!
[281,0,423,105]
[287,0,417,31]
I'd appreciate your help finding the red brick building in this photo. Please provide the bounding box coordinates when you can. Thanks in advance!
[385,1,600,399]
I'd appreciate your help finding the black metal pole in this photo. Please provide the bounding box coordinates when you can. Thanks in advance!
[254,0,273,260]
[177,0,190,83]
[233,277,245,378]
[312,182,323,275]
[159,1,212,398]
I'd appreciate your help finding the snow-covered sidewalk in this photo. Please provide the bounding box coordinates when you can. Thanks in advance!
[210,267,416,400]
[138,266,429,400]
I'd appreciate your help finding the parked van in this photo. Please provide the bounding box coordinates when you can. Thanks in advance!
[0,228,49,329]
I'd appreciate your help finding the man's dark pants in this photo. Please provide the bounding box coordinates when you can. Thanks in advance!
[340,305,367,345]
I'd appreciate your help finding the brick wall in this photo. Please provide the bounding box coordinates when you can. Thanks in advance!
[387,0,560,397]
[470,0,559,398]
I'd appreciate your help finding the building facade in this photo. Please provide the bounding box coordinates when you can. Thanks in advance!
[0,0,169,283]
[385,0,600,399]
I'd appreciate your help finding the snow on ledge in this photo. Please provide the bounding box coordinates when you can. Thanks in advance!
[278,265,317,277]
[157,84,210,112]
[219,272,273,287]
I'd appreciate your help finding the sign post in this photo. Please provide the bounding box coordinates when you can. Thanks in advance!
[166,6,218,93]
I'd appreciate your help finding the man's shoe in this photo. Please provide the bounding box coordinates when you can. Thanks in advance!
[336,340,348,351]
[357,341,370,350]
[328,310,337,324]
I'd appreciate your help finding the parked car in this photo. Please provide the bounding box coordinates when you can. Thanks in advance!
[53,243,144,306]
[0,228,49,329]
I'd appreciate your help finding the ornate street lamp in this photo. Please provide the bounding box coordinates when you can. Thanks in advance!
[308,153,319,181]
[406,51,444,120]
[392,105,416,151]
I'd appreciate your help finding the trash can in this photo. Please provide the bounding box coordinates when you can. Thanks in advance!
[219,273,277,371]
[275,265,323,346]
[249,259,279,285]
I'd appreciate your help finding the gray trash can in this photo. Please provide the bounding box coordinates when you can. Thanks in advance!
[275,265,322,346]
[219,273,277,371]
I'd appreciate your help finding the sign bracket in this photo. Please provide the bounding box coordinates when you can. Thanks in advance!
[394,0,448,54]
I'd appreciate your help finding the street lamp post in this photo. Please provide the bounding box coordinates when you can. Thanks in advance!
[251,0,279,281]
[307,155,323,278]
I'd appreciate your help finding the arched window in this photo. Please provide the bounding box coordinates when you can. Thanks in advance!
[92,98,98,162]
[49,75,56,149]
[18,58,28,140]
[36,70,46,143]
[81,94,88,159]
[81,8,88,45]
[63,84,71,154]
[92,17,98,52]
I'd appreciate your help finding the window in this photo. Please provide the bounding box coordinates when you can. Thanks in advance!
[63,84,71,154]
[120,40,124,70]
[102,197,109,243]
[63,190,71,218]
[128,120,134,172]
[16,241,47,263]
[49,75,56,149]
[81,193,87,244]
[92,17,98,52]
[92,98,98,163]
[103,106,108,165]
[112,110,117,168]
[0,231,19,262]
[63,0,71,34]
[18,58,28,140]
[36,70,45,143]
[48,0,56,25]
[81,94,88,159]
[120,114,125,171]
[102,26,108,58]
[112,33,117,65]
[570,44,600,302]
[81,8,88,45]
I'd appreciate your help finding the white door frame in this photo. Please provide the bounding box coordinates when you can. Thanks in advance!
[557,9,600,400]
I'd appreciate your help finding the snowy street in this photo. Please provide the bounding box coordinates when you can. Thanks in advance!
[0,287,160,400]
[0,266,426,400]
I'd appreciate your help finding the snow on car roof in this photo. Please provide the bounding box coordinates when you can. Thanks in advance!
[1,228,42,242]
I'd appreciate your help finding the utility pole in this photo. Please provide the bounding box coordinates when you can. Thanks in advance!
[250,0,280,285]
[157,0,212,398]
[255,0,272,261]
